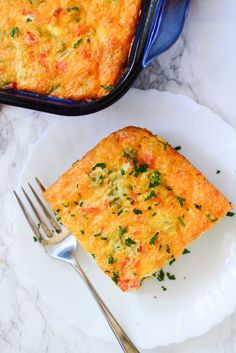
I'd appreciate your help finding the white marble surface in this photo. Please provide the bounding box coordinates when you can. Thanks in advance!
[1,0,236,352]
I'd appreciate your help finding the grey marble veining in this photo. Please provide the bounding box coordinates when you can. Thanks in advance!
[1,0,236,352]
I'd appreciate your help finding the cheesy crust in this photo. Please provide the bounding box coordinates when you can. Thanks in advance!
[0,0,141,100]
[44,126,231,291]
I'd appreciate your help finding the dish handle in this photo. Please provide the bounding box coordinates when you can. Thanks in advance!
[142,0,190,68]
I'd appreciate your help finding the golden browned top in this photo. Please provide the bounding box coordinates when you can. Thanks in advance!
[0,0,141,100]
[44,126,231,291]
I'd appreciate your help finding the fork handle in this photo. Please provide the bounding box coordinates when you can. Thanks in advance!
[72,259,140,353]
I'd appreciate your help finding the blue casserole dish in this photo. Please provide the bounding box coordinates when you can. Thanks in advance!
[0,0,190,116]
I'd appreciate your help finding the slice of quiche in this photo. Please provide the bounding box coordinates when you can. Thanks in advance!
[44,126,231,291]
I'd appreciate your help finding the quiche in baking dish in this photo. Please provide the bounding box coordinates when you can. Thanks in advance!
[0,0,141,100]
[44,126,231,291]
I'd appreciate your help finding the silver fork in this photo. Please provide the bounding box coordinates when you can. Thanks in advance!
[14,178,140,353]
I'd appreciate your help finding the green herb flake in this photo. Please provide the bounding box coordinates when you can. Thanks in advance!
[118,209,123,216]
[33,236,38,242]
[101,237,108,240]
[71,6,80,10]
[92,162,106,171]
[148,206,152,211]
[93,233,102,237]
[10,27,19,38]
[226,211,235,217]
[91,253,95,258]
[161,286,167,291]
[152,212,157,217]
[166,244,171,253]
[80,230,84,234]
[194,203,202,210]
[56,216,61,222]
[108,255,116,264]
[156,269,165,282]
[133,209,142,215]
[149,171,161,188]
[73,38,83,49]
[144,190,156,201]
[169,258,176,266]
[125,237,136,247]
[175,146,181,151]
[111,271,119,284]
[183,248,190,254]
[118,226,126,236]
[101,85,114,91]
[26,17,32,23]
[149,232,159,245]
[167,272,176,280]
[70,213,76,217]
[61,202,69,207]
[176,195,186,207]
[120,168,125,175]
[216,170,221,174]
[177,216,185,227]
[134,162,148,178]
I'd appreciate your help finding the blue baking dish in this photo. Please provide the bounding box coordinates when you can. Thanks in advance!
[0,0,190,116]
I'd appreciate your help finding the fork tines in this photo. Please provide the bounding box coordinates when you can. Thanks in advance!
[14,178,61,242]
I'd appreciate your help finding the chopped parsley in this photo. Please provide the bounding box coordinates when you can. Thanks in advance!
[91,253,95,259]
[61,202,69,207]
[93,233,101,237]
[133,159,148,177]
[101,85,114,91]
[120,168,125,175]
[149,171,161,188]
[108,255,116,264]
[177,216,185,227]
[80,230,84,234]
[152,212,157,217]
[56,216,61,222]
[183,248,190,254]
[70,213,76,217]
[216,170,221,174]
[169,258,176,266]
[194,203,202,210]
[125,237,136,247]
[133,209,142,215]
[73,38,83,48]
[144,191,156,201]
[176,195,185,207]
[101,237,108,240]
[117,209,123,216]
[111,271,119,284]
[167,272,175,280]
[118,226,126,236]
[71,6,80,10]
[149,232,159,245]
[162,286,167,291]
[33,236,38,242]
[148,206,152,211]
[156,269,165,282]
[226,211,235,217]
[92,162,106,171]
[10,27,19,38]
[175,146,181,151]
[166,244,171,253]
